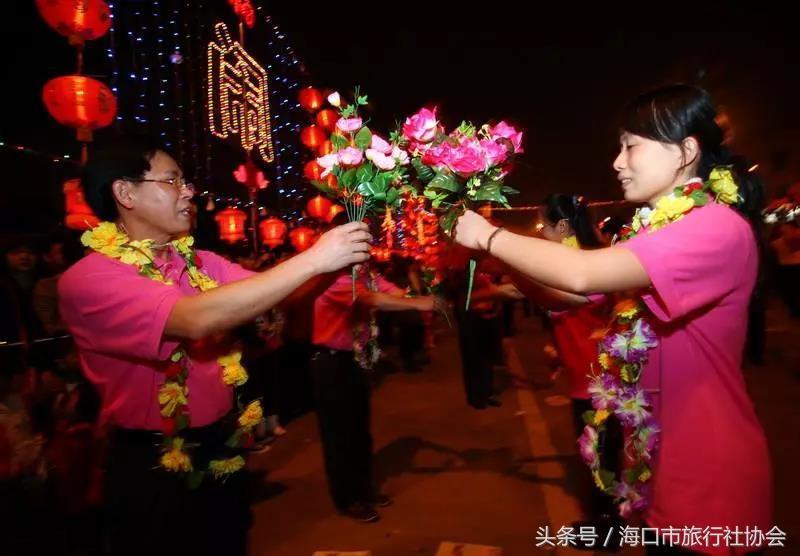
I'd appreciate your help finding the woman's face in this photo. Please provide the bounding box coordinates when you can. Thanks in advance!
[613,132,687,205]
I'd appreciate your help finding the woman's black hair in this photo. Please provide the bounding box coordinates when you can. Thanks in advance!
[620,84,764,226]
[542,194,602,248]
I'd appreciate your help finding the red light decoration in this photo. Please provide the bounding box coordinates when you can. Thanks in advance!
[289,226,318,252]
[303,160,323,182]
[300,125,326,150]
[63,178,99,230]
[327,204,345,223]
[215,207,247,243]
[315,108,339,132]
[298,87,324,112]
[306,195,333,220]
[42,75,117,140]
[35,0,112,44]
[233,159,269,190]
[259,217,287,249]
[227,0,255,28]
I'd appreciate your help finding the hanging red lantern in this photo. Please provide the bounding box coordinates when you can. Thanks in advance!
[316,108,339,132]
[63,178,99,230]
[36,0,112,44]
[306,195,333,220]
[324,173,339,191]
[298,87,324,113]
[215,207,247,243]
[327,204,345,223]
[300,125,326,150]
[303,160,323,182]
[289,226,318,252]
[259,217,287,249]
[42,75,117,140]
[317,140,334,156]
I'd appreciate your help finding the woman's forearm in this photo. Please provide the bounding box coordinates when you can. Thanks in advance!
[485,229,650,294]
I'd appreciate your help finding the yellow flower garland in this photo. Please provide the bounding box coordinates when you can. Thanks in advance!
[81,223,262,480]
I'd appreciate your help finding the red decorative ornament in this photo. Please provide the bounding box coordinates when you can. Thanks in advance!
[233,159,269,190]
[300,125,326,150]
[259,217,287,249]
[289,226,318,252]
[370,246,391,262]
[317,140,334,156]
[315,108,339,132]
[215,207,247,243]
[306,195,333,220]
[324,173,339,191]
[227,0,255,28]
[303,160,323,182]
[327,204,345,223]
[36,0,112,44]
[298,87,324,112]
[63,178,99,230]
[162,417,177,437]
[42,75,117,139]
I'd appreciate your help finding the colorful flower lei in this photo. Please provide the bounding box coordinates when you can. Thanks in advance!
[352,265,381,371]
[82,223,262,482]
[579,167,739,517]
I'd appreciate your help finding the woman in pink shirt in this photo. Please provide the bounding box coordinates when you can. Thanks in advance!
[453,85,771,556]
[59,138,371,556]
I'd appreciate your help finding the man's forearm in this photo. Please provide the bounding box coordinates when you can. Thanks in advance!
[166,251,319,339]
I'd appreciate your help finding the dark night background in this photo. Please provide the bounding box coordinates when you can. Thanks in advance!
[2,1,799,236]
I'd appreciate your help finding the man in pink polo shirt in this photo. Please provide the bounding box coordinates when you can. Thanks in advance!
[310,258,438,523]
[58,138,370,556]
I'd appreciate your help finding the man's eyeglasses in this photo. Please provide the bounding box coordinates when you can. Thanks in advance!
[124,176,196,193]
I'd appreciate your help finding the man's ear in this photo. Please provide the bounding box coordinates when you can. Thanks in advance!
[111,179,136,210]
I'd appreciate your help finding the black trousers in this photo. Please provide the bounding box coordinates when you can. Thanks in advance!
[103,420,251,556]
[309,348,374,511]
[456,311,497,407]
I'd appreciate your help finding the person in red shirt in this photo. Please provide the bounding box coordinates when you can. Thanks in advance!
[310,249,438,523]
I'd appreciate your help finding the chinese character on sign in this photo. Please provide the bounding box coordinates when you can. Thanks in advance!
[207,22,275,163]
[555,526,578,547]
[619,526,641,547]
[577,526,597,548]
[534,527,556,548]
[765,526,786,547]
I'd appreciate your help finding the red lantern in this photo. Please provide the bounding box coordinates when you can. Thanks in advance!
[259,217,287,249]
[289,226,318,252]
[327,204,345,223]
[215,207,247,243]
[317,140,334,156]
[324,173,339,191]
[306,195,333,220]
[316,109,339,132]
[300,125,326,150]
[36,0,112,43]
[63,178,99,230]
[42,75,117,140]
[303,160,323,182]
[298,87,324,113]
